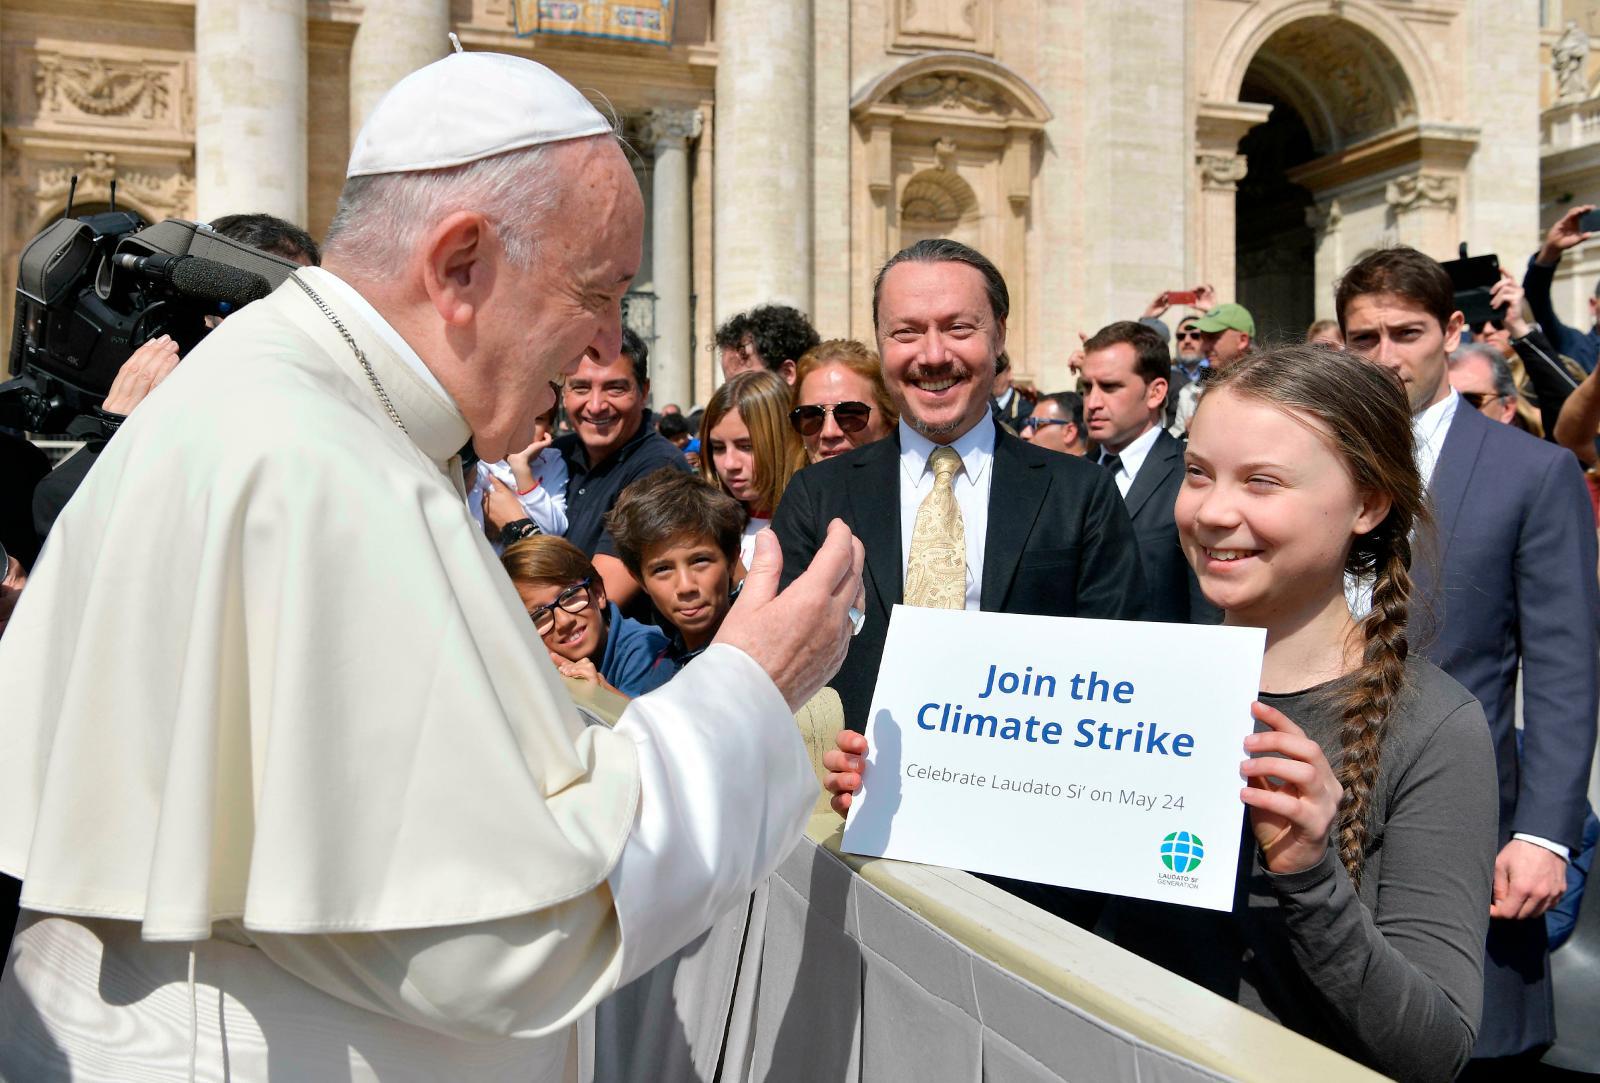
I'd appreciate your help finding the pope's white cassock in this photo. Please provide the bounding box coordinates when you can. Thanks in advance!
[0,58,818,1079]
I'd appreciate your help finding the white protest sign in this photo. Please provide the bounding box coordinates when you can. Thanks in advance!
[840,606,1266,911]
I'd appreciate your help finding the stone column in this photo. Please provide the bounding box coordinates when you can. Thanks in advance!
[349,0,451,136]
[713,0,813,326]
[1197,153,1248,296]
[1193,100,1270,298]
[1305,198,1344,322]
[641,107,702,411]
[195,0,307,224]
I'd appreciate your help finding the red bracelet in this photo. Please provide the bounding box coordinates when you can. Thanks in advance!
[517,481,539,496]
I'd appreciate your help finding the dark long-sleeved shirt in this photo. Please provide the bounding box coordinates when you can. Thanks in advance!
[1109,658,1498,1082]
[1523,255,1600,374]
[1510,325,1584,438]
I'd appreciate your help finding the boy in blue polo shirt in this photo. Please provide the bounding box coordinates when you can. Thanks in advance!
[501,535,675,697]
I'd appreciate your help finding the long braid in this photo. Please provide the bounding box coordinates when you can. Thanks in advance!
[1203,344,1427,894]
[1334,523,1413,892]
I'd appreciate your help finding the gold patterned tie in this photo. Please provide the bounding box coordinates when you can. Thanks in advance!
[904,445,967,609]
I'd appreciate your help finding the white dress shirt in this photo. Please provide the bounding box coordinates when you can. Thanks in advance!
[1097,423,1163,497]
[899,414,995,611]
[1412,388,1458,491]
[740,516,770,571]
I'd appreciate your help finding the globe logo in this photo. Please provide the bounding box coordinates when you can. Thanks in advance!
[1160,831,1204,873]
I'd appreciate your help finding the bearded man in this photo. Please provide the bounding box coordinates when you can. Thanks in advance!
[771,238,1145,732]
[0,52,863,1080]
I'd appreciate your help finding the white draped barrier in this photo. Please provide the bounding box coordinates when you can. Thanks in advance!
[568,682,1384,1083]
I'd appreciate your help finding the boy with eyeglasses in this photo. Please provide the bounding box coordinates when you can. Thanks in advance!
[606,468,745,668]
[501,535,676,697]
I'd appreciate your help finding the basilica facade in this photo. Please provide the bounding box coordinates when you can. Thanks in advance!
[1,0,1595,401]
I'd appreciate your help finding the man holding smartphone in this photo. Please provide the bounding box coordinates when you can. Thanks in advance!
[1522,204,1600,374]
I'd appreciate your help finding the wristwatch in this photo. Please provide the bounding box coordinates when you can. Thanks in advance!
[499,518,541,547]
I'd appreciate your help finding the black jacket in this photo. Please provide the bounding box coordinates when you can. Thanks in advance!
[1120,428,1220,625]
[771,427,1147,731]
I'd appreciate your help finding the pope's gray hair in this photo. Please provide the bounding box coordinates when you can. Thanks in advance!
[322,136,606,281]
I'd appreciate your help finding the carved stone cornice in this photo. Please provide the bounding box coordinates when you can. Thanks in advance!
[1198,153,1248,191]
[892,73,1010,116]
[35,56,167,119]
[24,48,191,138]
[1385,172,1458,213]
[639,106,703,148]
[30,150,196,222]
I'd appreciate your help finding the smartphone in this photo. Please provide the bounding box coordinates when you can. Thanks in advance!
[1166,290,1199,306]
[1440,253,1503,329]
[1580,208,1600,234]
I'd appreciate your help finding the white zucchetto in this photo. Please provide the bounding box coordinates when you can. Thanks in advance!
[346,51,614,178]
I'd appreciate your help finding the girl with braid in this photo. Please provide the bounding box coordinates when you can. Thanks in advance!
[1136,344,1499,1081]
[824,344,1500,1082]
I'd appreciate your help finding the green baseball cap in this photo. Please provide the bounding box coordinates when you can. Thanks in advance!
[1192,303,1255,337]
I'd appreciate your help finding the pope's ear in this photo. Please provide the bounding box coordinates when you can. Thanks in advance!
[420,211,493,327]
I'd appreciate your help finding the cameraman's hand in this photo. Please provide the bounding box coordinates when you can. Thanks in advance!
[102,335,181,417]
[1142,292,1170,320]
[1539,205,1595,265]
[0,555,26,636]
[714,522,865,712]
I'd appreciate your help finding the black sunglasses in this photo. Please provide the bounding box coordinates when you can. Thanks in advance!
[527,578,593,637]
[1021,417,1072,431]
[1459,391,1504,410]
[789,401,872,438]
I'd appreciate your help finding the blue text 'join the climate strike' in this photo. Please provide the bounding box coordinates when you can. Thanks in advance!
[913,664,1196,756]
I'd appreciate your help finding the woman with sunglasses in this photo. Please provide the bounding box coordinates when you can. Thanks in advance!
[500,535,675,697]
[701,370,805,570]
[789,339,897,463]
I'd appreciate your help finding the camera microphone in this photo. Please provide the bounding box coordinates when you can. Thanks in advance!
[114,252,273,310]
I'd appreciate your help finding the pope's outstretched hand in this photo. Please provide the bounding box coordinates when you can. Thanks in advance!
[714,519,865,711]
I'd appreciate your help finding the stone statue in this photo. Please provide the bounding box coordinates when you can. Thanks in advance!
[1554,20,1589,104]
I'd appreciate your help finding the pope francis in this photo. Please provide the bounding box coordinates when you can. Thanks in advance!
[0,52,864,1081]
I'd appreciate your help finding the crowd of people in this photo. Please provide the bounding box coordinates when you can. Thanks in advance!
[464,228,1599,1078]
[0,48,1598,1083]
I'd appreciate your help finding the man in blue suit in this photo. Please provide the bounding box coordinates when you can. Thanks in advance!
[1337,247,1600,1069]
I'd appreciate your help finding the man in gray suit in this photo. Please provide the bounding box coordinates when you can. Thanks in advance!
[1337,246,1600,1069]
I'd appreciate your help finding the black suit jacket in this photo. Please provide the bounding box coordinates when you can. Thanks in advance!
[772,427,1147,731]
[1122,429,1220,625]
[1411,403,1600,1058]
[992,390,1033,431]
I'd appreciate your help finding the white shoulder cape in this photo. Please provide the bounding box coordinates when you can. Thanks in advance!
[0,268,640,940]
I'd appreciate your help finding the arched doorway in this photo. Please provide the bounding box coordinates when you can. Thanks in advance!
[1195,7,1467,329]
[850,52,1051,369]
[1234,80,1316,344]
